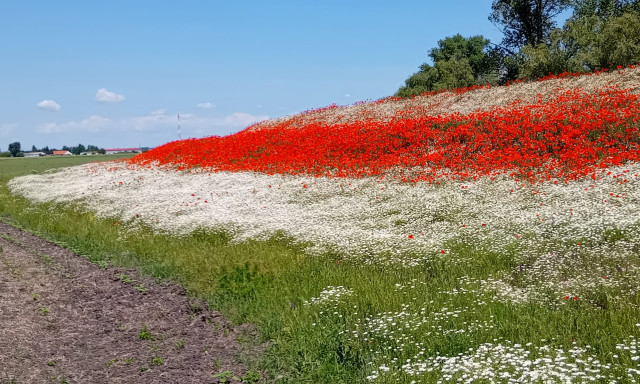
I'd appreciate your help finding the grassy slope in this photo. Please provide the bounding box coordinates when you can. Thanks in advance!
[3,92,640,382]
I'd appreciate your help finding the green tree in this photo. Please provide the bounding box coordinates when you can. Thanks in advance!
[519,28,582,78]
[520,10,640,78]
[572,11,640,69]
[31,145,38,152]
[490,0,571,50]
[428,34,501,81]
[396,34,500,97]
[71,144,86,155]
[570,0,640,19]
[8,142,21,157]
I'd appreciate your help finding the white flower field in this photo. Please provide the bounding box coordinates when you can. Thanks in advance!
[9,159,640,382]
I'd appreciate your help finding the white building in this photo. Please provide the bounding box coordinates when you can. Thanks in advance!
[24,152,45,158]
[105,148,141,155]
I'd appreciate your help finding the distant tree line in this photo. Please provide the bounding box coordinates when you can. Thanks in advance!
[397,0,640,97]
[2,142,106,157]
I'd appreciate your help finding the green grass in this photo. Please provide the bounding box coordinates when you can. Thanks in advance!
[0,154,134,179]
[1,156,640,382]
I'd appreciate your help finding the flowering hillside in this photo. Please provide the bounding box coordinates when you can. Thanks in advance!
[130,66,640,183]
[8,65,640,383]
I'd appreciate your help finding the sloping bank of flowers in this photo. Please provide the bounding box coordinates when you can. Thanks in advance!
[129,72,640,184]
[9,161,640,298]
[9,67,640,382]
[9,161,640,381]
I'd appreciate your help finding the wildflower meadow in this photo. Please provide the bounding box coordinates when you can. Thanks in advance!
[7,65,640,383]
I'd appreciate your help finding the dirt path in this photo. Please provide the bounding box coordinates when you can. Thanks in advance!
[0,222,258,384]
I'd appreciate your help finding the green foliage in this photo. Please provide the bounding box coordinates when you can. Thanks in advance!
[429,34,498,78]
[519,10,640,78]
[8,142,21,157]
[519,29,582,79]
[568,11,640,70]
[211,370,240,382]
[118,273,134,283]
[242,370,261,383]
[150,356,163,366]
[432,57,476,89]
[570,0,640,19]
[138,325,154,341]
[71,144,86,155]
[396,70,439,97]
[218,262,269,302]
[489,0,571,49]
[396,34,500,97]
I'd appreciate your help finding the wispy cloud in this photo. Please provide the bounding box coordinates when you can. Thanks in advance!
[122,111,173,131]
[196,102,215,109]
[37,100,61,111]
[37,111,269,138]
[219,112,268,128]
[121,111,268,134]
[38,115,111,134]
[96,88,125,103]
[344,93,351,98]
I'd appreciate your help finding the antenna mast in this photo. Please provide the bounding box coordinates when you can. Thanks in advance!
[177,113,182,140]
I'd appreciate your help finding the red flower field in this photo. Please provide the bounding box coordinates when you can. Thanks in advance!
[130,66,640,183]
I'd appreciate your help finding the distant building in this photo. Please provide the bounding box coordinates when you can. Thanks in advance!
[105,148,141,155]
[52,150,72,156]
[24,152,45,158]
[80,151,99,156]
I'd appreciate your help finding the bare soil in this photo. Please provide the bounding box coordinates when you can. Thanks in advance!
[0,222,260,384]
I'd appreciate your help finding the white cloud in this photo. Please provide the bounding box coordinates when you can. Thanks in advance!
[122,111,172,132]
[220,112,268,127]
[120,111,269,134]
[196,102,215,109]
[38,115,111,134]
[344,93,351,98]
[37,100,61,111]
[96,88,125,103]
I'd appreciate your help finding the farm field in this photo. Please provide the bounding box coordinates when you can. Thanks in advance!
[4,66,640,383]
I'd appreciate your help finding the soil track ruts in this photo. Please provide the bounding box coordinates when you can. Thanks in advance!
[0,222,258,383]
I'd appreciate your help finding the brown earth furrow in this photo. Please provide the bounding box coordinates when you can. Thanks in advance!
[0,222,258,384]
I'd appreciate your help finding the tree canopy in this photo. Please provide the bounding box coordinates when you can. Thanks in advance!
[396,35,500,97]
[396,0,640,96]
[489,0,571,50]
[8,142,21,157]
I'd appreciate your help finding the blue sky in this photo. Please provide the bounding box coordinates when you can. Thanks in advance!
[1,1,544,150]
